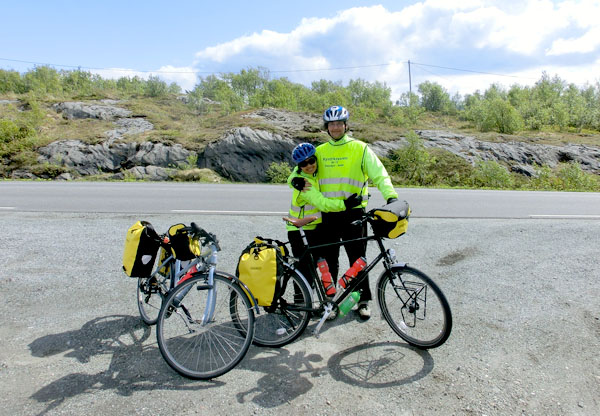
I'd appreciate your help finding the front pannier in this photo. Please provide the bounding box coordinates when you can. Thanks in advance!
[368,200,411,239]
[123,221,161,277]
[236,237,288,307]
[167,223,201,261]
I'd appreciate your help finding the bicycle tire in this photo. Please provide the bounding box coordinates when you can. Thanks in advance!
[156,273,254,380]
[137,248,171,325]
[251,264,312,348]
[377,265,452,349]
[137,275,168,325]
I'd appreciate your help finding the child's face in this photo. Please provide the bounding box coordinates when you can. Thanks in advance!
[299,157,317,175]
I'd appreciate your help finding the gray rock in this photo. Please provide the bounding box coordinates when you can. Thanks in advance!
[129,142,192,168]
[38,140,136,175]
[105,118,154,140]
[37,140,194,177]
[242,108,322,133]
[370,130,600,175]
[201,127,296,182]
[127,166,171,181]
[10,169,38,179]
[53,102,132,120]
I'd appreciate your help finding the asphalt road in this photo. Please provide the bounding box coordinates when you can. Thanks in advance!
[1,183,599,415]
[2,181,600,218]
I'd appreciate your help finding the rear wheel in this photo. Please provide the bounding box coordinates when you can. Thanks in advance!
[137,248,170,325]
[156,273,254,379]
[137,275,168,325]
[377,266,452,349]
[251,264,312,347]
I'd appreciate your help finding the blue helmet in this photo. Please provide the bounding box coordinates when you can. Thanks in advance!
[323,105,349,123]
[292,143,316,164]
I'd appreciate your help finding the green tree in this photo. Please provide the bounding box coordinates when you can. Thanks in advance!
[144,75,169,97]
[226,67,269,105]
[22,66,62,95]
[0,69,25,93]
[418,81,452,113]
[347,79,391,107]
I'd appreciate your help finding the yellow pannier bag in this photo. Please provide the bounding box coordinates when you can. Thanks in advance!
[236,237,287,307]
[123,221,160,277]
[369,200,411,239]
[167,223,201,261]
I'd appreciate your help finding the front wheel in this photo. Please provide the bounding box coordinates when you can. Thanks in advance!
[377,266,452,349]
[156,273,254,379]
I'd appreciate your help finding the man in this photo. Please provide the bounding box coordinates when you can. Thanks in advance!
[315,105,398,320]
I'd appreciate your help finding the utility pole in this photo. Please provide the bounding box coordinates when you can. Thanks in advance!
[408,60,412,95]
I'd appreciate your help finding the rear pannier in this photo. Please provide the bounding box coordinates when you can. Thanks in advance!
[122,221,161,277]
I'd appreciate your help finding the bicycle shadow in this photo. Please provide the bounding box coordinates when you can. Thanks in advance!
[327,340,434,388]
[28,314,223,416]
[235,339,433,407]
[235,347,325,408]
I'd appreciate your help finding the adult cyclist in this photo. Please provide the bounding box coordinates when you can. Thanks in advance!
[314,105,398,320]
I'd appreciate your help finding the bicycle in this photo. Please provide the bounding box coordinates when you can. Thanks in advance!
[248,208,452,350]
[138,222,257,379]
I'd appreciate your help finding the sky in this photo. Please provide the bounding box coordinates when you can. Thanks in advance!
[2,0,600,100]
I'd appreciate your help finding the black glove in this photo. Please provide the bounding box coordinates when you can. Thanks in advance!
[291,177,305,191]
[386,197,398,204]
[344,193,363,209]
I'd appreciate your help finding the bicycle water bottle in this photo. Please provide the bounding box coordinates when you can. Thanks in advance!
[338,256,367,289]
[317,258,336,296]
[338,291,360,317]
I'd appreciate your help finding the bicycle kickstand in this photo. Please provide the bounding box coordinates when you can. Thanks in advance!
[312,303,335,338]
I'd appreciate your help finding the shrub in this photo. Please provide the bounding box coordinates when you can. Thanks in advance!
[470,160,514,189]
[384,132,436,186]
[555,162,599,191]
[266,162,292,183]
[0,119,37,157]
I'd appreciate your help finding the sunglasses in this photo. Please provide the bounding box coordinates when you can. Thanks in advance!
[298,157,316,168]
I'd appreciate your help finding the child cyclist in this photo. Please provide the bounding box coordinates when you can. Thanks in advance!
[286,143,362,290]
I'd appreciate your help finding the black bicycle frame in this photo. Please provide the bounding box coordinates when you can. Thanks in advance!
[292,233,392,310]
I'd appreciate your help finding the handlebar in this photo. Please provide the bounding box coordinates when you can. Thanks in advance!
[162,222,221,252]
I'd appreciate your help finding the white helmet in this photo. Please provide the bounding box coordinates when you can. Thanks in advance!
[323,105,349,123]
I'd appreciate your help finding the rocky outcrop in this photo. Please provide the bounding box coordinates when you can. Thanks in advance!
[201,127,296,183]
[37,140,194,177]
[370,130,600,176]
[26,102,600,181]
[52,101,132,120]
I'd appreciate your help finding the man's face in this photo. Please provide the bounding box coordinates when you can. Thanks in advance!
[327,121,345,139]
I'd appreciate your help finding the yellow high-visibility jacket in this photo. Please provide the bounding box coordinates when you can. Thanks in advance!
[316,134,397,208]
[286,169,346,231]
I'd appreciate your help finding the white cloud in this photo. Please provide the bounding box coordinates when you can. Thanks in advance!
[189,0,600,98]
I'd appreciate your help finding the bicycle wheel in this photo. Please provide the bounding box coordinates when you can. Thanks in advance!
[251,264,312,348]
[137,249,171,325]
[137,275,168,325]
[377,265,452,349]
[156,273,254,380]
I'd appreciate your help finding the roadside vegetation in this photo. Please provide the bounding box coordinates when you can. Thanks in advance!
[1,66,599,190]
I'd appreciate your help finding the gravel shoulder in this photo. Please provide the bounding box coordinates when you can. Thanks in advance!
[0,213,599,415]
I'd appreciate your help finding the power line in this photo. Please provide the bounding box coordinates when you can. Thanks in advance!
[0,58,204,74]
[0,56,537,80]
[410,61,538,80]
